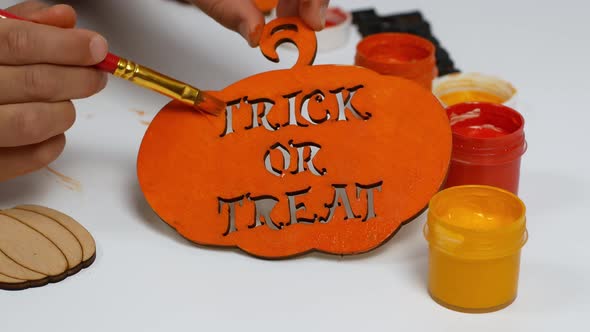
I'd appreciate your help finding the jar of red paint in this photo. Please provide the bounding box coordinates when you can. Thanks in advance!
[355,33,437,90]
[443,102,527,194]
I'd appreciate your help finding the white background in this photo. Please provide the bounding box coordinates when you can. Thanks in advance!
[1,0,589,331]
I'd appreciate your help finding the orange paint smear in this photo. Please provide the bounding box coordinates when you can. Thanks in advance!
[46,167,81,192]
[140,120,151,126]
[130,109,146,116]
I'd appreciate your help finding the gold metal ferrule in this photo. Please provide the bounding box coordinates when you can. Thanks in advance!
[113,58,200,107]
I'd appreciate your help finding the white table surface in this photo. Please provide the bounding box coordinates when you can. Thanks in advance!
[1,0,589,330]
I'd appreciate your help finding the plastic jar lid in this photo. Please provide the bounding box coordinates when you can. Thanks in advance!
[424,185,527,260]
[447,102,527,165]
[316,7,352,51]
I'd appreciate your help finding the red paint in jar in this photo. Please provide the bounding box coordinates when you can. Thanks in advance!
[355,33,437,90]
[325,7,348,28]
[444,103,527,194]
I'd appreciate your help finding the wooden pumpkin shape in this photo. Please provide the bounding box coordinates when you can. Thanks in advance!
[0,205,96,290]
[137,18,452,259]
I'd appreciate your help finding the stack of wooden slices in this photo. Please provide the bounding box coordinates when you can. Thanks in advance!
[0,205,96,291]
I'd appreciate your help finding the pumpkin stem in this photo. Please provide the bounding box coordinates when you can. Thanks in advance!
[259,17,317,68]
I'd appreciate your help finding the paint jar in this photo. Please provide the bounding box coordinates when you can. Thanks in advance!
[444,102,526,194]
[433,73,517,108]
[424,185,528,313]
[355,33,437,90]
[317,7,352,51]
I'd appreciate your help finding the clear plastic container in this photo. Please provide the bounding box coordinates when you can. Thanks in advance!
[424,185,528,313]
[444,102,527,194]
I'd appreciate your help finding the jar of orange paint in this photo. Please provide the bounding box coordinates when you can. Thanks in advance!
[424,185,528,313]
[355,33,437,90]
[444,102,527,194]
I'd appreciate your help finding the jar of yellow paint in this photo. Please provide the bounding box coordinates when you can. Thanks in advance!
[424,185,527,313]
[432,73,517,108]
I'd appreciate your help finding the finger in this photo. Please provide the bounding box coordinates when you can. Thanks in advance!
[0,21,108,65]
[6,2,77,29]
[277,0,329,30]
[298,0,328,30]
[0,134,65,182]
[276,0,299,18]
[0,64,107,104]
[0,101,76,147]
[29,5,77,29]
[5,1,49,17]
[190,0,265,47]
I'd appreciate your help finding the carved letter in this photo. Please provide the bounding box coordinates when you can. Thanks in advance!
[264,143,291,177]
[301,90,330,125]
[290,141,326,176]
[220,98,242,137]
[283,91,306,127]
[330,86,371,121]
[249,195,282,230]
[247,98,278,131]
[356,181,383,221]
[287,187,316,226]
[319,184,359,223]
[218,195,244,235]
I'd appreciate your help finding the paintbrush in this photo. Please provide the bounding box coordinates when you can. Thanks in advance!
[0,9,224,116]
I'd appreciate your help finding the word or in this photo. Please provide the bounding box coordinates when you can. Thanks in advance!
[264,141,326,177]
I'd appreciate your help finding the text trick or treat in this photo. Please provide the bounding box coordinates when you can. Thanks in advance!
[137,18,452,259]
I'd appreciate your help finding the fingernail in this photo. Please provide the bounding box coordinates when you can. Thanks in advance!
[320,3,328,29]
[98,72,108,91]
[89,35,108,63]
[238,22,258,47]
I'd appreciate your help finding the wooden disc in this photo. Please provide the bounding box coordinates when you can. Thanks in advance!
[16,205,96,262]
[0,272,28,290]
[0,273,24,284]
[0,249,45,280]
[1,209,83,269]
[0,214,68,277]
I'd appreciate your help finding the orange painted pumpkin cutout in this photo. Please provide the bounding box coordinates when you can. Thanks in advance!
[137,18,452,259]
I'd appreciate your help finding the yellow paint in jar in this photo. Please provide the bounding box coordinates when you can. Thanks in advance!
[432,73,517,107]
[439,90,505,107]
[424,185,527,313]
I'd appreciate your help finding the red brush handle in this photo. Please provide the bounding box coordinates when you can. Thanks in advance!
[0,9,120,73]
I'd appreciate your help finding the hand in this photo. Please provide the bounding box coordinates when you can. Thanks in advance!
[189,0,329,47]
[0,1,108,182]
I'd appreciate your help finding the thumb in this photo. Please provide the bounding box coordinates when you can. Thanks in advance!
[7,2,77,29]
[189,0,265,47]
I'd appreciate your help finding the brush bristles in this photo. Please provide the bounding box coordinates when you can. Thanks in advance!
[194,92,225,116]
